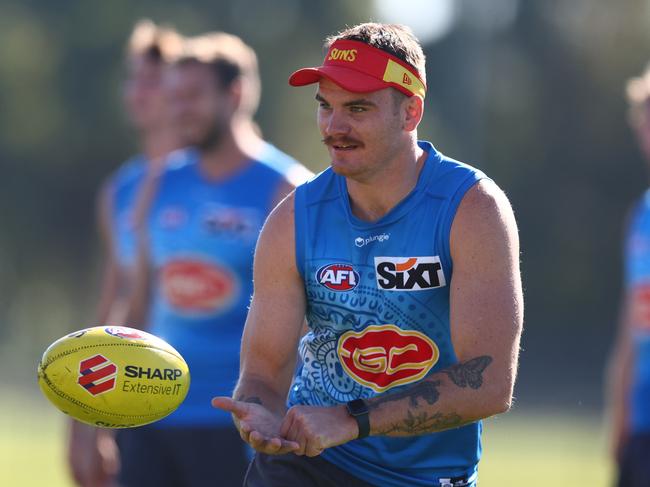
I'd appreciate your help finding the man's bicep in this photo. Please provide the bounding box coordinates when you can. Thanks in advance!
[240,194,306,387]
[449,181,523,392]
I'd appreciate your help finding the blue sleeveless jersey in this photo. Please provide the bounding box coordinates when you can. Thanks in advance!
[291,141,487,486]
[109,155,148,268]
[625,189,650,433]
[147,146,304,427]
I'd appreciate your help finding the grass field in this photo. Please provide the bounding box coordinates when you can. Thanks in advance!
[0,390,611,486]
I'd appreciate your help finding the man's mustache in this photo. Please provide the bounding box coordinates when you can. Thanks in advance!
[322,136,363,147]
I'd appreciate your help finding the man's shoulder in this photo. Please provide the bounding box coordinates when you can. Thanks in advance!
[295,167,339,207]
[256,142,314,186]
[109,154,147,188]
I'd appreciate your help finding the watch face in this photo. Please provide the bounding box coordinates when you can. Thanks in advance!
[347,399,368,416]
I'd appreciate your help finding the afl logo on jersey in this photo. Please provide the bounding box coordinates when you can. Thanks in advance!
[374,256,446,291]
[316,263,359,292]
[337,324,439,393]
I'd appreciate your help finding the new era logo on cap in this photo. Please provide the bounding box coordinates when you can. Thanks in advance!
[78,354,118,396]
[402,73,412,85]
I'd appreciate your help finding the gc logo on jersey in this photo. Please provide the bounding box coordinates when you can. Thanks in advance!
[374,256,446,291]
[337,324,439,393]
[161,259,236,313]
[316,263,359,292]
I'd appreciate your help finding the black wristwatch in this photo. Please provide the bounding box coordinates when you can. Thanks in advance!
[345,399,370,439]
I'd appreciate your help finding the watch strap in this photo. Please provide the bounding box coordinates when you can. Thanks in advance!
[346,399,370,439]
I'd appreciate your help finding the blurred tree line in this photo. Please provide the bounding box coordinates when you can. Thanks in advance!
[2,0,650,409]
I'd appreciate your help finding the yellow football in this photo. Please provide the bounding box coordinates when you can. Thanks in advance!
[37,326,190,428]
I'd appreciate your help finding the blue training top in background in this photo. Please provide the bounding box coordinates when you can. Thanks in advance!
[147,143,306,427]
[625,189,650,433]
[291,141,486,487]
[110,155,148,269]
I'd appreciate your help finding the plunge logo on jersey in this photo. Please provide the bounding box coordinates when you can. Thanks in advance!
[316,263,359,292]
[161,259,236,314]
[337,324,439,393]
[374,256,446,291]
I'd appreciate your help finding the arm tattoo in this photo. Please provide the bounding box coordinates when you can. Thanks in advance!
[236,394,263,405]
[368,355,494,436]
[442,356,493,389]
[368,381,441,411]
[375,410,465,435]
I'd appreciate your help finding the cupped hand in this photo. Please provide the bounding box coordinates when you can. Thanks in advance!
[212,396,300,455]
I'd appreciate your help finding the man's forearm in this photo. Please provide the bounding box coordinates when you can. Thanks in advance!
[366,355,510,436]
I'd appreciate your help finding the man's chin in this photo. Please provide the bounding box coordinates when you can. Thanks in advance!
[330,160,361,178]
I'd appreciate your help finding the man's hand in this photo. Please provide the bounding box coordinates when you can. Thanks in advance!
[279,404,359,457]
[67,422,120,487]
[212,397,300,455]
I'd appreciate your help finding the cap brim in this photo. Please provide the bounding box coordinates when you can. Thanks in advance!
[289,65,388,93]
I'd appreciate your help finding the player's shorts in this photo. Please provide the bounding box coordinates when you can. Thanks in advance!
[244,452,376,486]
[116,424,249,487]
[617,432,650,487]
[244,452,477,487]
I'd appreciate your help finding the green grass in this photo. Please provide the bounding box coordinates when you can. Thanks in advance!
[480,409,611,486]
[0,391,611,486]
[0,391,72,487]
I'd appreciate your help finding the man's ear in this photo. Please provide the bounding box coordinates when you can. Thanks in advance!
[403,95,424,132]
[229,77,244,114]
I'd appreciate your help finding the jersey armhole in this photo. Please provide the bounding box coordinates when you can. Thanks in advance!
[294,184,307,280]
[441,174,491,272]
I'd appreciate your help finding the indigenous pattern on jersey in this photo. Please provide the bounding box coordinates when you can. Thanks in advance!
[148,145,305,427]
[110,155,148,269]
[290,141,487,487]
[625,189,650,433]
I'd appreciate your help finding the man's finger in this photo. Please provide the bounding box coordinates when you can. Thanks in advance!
[279,414,293,438]
[247,430,299,455]
[211,397,249,418]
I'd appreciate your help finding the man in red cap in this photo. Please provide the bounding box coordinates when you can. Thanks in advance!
[213,22,523,487]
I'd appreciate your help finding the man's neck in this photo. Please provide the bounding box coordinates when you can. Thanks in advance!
[199,119,264,180]
[141,126,179,167]
[346,142,426,222]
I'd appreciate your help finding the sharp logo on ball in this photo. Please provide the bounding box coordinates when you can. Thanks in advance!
[122,366,185,396]
[316,263,359,292]
[337,324,439,393]
[104,327,146,340]
[161,259,236,313]
[77,355,118,396]
[374,256,446,291]
[124,365,183,380]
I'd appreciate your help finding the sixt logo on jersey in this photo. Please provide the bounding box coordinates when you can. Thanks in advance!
[374,256,446,291]
[316,263,360,292]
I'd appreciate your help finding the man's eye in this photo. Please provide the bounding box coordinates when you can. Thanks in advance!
[350,106,366,113]
[318,102,330,109]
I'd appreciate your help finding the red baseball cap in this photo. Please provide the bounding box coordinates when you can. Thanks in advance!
[289,39,426,98]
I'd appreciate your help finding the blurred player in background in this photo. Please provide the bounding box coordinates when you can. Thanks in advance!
[66,19,182,487]
[214,22,522,487]
[608,65,650,487]
[116,31,311,487]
